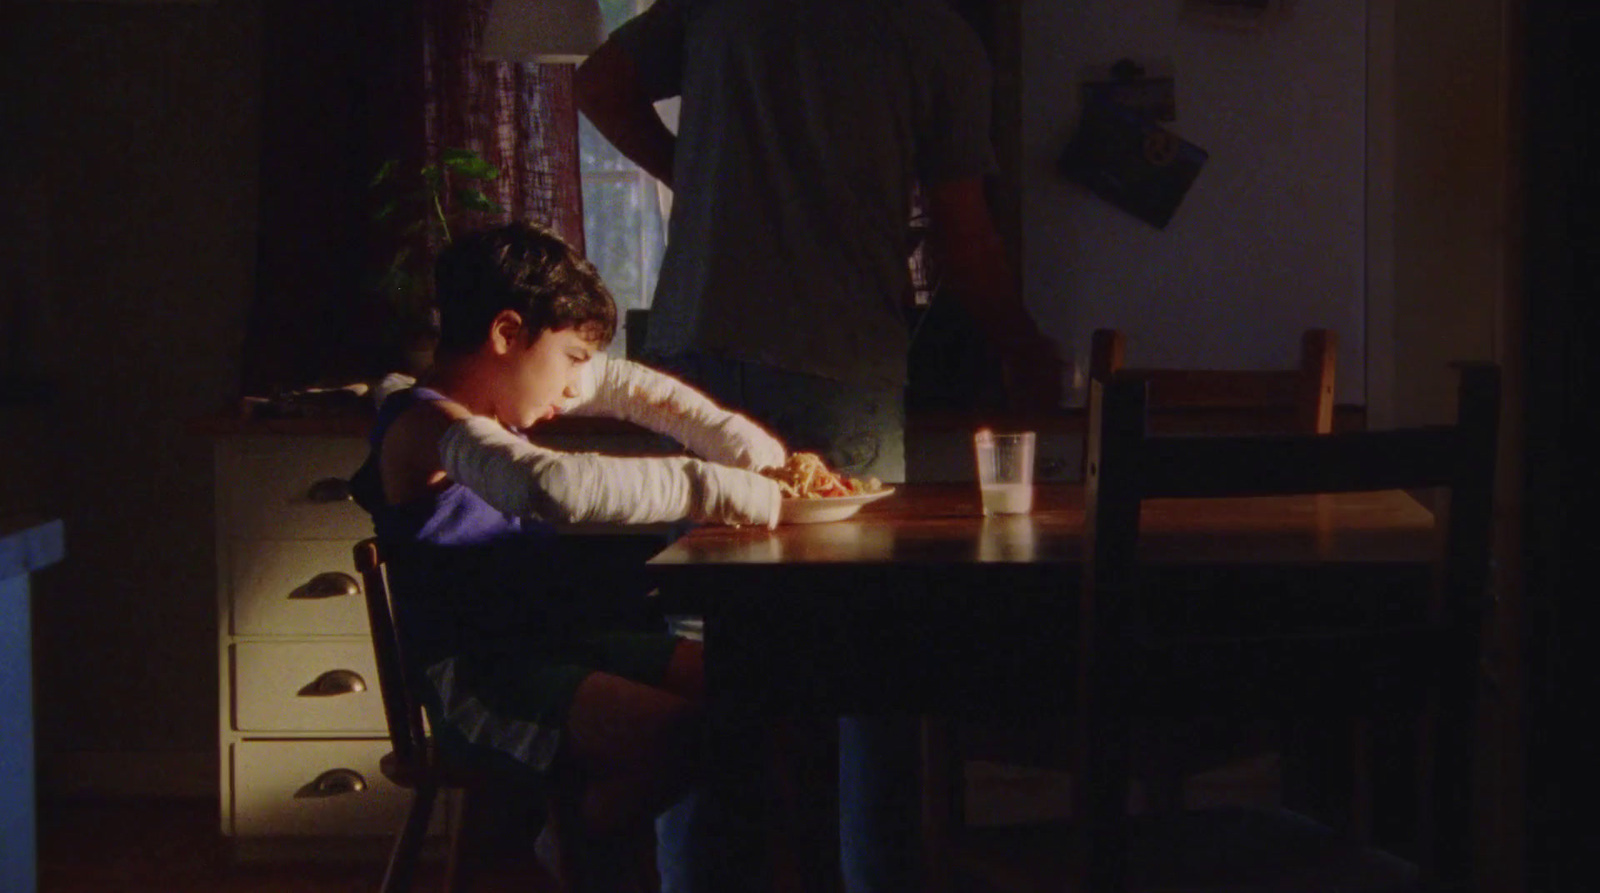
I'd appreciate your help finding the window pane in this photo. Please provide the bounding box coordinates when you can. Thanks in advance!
[598,0,640,32]
[583,173,663,312]
[583,0,662,358]
[641,180,664,301]
[579,117,635,173]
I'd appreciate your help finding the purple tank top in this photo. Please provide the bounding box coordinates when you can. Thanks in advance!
[350,387,566,666]
[359,386,548,546]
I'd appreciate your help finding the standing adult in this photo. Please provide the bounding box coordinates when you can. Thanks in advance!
[577,0,1061,482]
[577,2,1062,889]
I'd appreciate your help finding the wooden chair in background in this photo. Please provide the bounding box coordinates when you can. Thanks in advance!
[937,362,1498,892]
[1089,327,1339,435]
[926,328,1344,881]
[1066,362,1499,892]
[1083,326,1344,804]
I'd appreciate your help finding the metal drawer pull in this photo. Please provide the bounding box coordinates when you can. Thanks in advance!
[306,477,353,503]
[298,669,368,697]
[296,768,368,798]
[291,571,360,600]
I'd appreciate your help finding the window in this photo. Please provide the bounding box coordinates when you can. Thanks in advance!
[581,0,670,357]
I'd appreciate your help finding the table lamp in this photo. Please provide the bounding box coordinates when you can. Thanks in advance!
[479,0,605,63]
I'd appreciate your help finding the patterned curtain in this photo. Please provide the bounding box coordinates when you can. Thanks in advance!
[242,0,584,395]
[418,0,585,252]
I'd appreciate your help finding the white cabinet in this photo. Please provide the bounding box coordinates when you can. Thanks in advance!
[212,434,444,848]
[231,739,423,837]
[210,424,667,850]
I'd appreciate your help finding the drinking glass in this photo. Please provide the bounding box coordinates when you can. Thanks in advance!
[973,429,1036,515]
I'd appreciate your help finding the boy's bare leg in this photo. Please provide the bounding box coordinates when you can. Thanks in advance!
[566,671,702,835]
[658,639,706,704]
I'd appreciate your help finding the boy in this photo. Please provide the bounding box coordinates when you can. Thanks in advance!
[351,221,785,891]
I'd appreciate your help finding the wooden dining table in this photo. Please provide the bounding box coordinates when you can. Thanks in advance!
[650,482,1436,707]
[644,481,1439,890]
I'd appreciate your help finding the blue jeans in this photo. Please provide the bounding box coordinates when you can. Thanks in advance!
[651,352,917,893]
[656,717,920,893]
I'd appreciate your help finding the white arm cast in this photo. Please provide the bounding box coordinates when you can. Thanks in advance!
[563,353,787,471]
[439,416,781,528]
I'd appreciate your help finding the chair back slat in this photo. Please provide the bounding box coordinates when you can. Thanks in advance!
[1090,328,1339,434]
[1298,328,1339,434]
[1121,369,1303,410]
[353,538,428,767]
[1114,426,1464,498]
[1439,364,1502,611]
[1089,328,1127,384]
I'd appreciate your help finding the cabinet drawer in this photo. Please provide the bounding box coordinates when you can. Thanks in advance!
[233,642,386,732]
[230,739,440,837]
[220,438,371,540]
[230,540,369,636]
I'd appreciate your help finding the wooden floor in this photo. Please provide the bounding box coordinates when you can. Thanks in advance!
[36,797,556,893]
[35,754,1278,892]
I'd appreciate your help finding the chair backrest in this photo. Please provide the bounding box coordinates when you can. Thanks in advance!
[353,538,429,769]
[1089,328,1338,434]
[1077,362,1500,891]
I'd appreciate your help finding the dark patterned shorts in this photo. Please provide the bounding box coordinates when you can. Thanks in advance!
[423,630,684,777]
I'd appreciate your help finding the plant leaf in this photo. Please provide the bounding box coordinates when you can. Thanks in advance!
[455,188,504,214]
[441,148,498,178]
[444,155,500,180]
[369,159,397,188]
[372,197,399,222]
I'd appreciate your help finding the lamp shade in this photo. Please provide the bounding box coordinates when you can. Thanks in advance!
[480,0,605,63]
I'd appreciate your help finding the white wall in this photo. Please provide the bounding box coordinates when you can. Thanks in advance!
[1021,1,1368,405]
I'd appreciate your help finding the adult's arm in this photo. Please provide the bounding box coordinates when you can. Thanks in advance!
[574,36,677,186]
[926,178,1065,410]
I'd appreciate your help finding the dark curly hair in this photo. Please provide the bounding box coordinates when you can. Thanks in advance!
[432,221,617,356]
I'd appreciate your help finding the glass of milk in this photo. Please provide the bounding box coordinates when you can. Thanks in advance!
[973,429,1036,515]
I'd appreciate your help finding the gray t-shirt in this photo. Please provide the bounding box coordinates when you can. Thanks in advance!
[612,0,997,388]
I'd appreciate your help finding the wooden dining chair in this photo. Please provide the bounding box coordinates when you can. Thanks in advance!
[353,538,591,893]
[933,363,1498,893]
[926,328,1344,871]
[1066,361,1500,892]
[1089,327,1339,435]
[1084,327,1343,798]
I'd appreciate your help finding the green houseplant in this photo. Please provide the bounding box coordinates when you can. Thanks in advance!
[369,146,505,370]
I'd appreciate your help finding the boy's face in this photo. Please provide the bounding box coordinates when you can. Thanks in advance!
[502,324,599,430]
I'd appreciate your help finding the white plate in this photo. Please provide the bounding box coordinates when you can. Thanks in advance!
[779,488,896,525]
